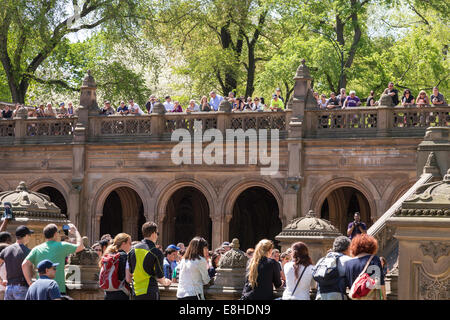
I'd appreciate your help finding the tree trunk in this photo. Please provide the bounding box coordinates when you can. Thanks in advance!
[245,45,256,98]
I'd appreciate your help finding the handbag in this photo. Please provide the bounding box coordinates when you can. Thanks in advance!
[349,255,377,299]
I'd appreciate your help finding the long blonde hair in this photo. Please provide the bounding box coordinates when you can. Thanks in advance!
[247,239,273,288]
[98,233,131,267]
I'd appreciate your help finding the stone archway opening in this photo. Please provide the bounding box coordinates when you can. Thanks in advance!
[37,187,68,218]
[229,186,282,251]
[163,187,211,249]
[320,187,371,234]
[100,187,145,241]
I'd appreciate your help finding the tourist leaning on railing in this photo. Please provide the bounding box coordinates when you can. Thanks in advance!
[342,91,361,108]
[186,100,200,113]
[431,87,446,105]
[67,102,74,117]
[326,92,340,109]
[416,90,430,106]
[200,96,211,112]
[401,89,415,107]
[1,105,13,119]
[337,88,347,107]
[101,101,115,115]
[117,101,129,115]
[252,97,264,111]
[366,91,376,106]
[57,103,69,118]
[318,94,328,109]
[145,95,157,113]
[44,103,56,118]
[270,94,285,110]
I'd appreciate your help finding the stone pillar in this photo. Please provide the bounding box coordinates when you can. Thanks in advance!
[151,102,166,138]
[417,127,450,178]
[65,237,103,300]
[211,215,224,251]
[387,169,450,300]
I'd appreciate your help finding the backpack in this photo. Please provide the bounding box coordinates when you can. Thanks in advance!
[349,255,377,299]
[312,253,341,286]
[99,252,124,291]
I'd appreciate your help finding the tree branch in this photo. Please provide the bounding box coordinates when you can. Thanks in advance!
[26,74,80,92]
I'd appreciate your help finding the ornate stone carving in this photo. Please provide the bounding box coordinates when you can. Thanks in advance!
[218,100,232,113]
[423,152,441,176]
[276,210,342,238]
[152,102,166,114]
[294,59,312,80]
[419,242,450,263]
[0,121,15,137]
[68,237,99,266]
[218,238,248,269]
[379,93,394,106]
[395,169,450,217]
[416,265,450,300]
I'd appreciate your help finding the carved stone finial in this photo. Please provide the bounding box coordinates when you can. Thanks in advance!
[301,58,306,65]
[306,210,316,218]
[294,59,312,80]
[231,238,239,250]
[82,236,89,248]
[219,99,232,112]
[379,93,394,107]
[423,152,441,176]
[444,169,450,183]
[152,102,166,114]
[16,181,28,192]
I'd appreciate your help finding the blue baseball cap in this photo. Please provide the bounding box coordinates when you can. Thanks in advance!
[37,259,59,273]
[166,244,180,251]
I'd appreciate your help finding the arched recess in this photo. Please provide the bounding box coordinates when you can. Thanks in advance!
[29,180,69,218]
[155,179,216,248]
[91,179,150,241]
[311,179,376,234]
[387,181,416,209]
[228,186,282,251]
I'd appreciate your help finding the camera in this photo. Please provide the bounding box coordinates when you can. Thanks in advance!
[1,202,14,221]
[62,224,70,236]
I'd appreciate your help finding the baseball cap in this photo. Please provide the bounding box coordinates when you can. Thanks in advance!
[166,244,180,251]
[59,102,65,106]
[15,225,34,238]
[37,259,59,273]
[221,241,230,248]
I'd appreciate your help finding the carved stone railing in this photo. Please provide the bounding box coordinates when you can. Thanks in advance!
[164,112,218,133]
[0,120,15,137]
[25,117,76,137]
[305,105,450,138]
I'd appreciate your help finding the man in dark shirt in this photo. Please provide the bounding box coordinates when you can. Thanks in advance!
[346,212,367,240]
[326,92,340,109]
[145,95,157,113]
[1,105,13,119]
[430,87,446,105]
[0,226,33,300]
[25,259,61,300]
[128,222,171,300]
[387,82,399,106]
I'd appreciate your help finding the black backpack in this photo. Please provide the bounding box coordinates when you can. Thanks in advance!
[312,253,342,286]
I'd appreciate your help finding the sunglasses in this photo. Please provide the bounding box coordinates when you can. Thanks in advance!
[95,248,102,252]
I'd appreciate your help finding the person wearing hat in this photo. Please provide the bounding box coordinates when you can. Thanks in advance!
[0,226,33,300]
[269,93,285,110]
[163,244,180,280]
[221,241,231,252]
[57,102,68,118]
[25,259,61,300]
[101,101,115,115]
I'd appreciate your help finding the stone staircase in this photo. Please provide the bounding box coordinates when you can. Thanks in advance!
[367,172,434,299]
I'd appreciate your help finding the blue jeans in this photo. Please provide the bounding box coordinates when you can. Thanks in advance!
[5,284,28,300]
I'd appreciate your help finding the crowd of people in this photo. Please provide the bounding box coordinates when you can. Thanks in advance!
[0,211,388,301]
[0,83,447,120]
[313,83,447,109]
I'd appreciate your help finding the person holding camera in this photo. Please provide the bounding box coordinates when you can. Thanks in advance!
[22,223,84,295]
[346,212,367,240]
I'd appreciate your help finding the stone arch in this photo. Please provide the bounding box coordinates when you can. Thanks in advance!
[90,178,150,241]
[155,178,216,247]
[155,178,216,223]
[222,178,284,223]
[28,178,70,217]
[311,178,377,233]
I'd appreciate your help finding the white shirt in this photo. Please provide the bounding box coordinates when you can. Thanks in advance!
[129,103,144,115]
[163,101,174,112]
[176,257,210,299]
[252,102,263,111]
[0,264,6,292]
[282,263,315,300]
[186,104,200,112]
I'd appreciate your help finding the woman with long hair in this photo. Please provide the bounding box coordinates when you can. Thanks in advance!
[242,239,282,300]
[176,236,211,300]
[98,233,132,300]
[282,242,314,300]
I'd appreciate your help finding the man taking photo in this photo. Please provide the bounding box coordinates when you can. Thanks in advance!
[347,212,367,240]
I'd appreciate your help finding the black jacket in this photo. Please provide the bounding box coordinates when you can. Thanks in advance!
[243,257,282,300]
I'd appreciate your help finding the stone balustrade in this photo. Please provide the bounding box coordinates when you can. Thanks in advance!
[305,105,450,138]
[0,106,449,144]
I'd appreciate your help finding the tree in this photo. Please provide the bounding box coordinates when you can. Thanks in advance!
[0,0,142,103]
[145,0,281,98]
